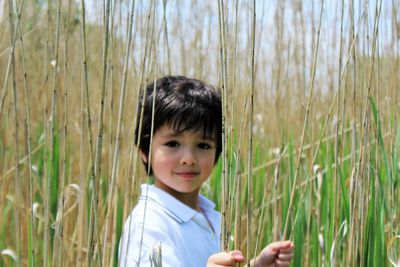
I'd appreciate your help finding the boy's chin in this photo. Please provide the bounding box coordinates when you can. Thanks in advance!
[155,183,201,194]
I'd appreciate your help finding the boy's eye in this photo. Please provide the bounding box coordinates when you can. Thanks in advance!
[198,143,212,149]
[165,141,179,147]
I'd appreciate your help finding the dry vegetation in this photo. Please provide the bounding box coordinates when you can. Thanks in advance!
[0,0,399,266]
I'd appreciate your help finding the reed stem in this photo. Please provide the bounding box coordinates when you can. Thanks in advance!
[283,0,325,239]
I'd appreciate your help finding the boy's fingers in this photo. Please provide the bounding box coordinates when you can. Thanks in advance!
[278,246,294,254]
[230,250,245,262]
[207,252,232,265]
[274,258,291,267]
[207,250,244,266]
[278,247,294,254]
[277,252,293,261]
[267,240,294,253]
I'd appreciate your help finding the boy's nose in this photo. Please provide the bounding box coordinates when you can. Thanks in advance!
[180,148,197,165]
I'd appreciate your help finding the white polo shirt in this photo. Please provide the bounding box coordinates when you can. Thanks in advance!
[119,184,221,267]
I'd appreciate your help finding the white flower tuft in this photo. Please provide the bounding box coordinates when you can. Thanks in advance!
[1,249,17,261]
[318,233,324,252]
[270,147,281,158]
[67,183,80,194]
[31,165,38,173]
[256,113,263,122]
[313,164,320,174]
[32,202,40,218]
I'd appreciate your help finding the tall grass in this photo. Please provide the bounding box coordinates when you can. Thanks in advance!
[0,0,399,266]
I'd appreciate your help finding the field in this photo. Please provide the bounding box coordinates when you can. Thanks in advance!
[0,0,399,266]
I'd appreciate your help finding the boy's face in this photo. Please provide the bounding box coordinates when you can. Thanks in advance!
[143,124,216,200]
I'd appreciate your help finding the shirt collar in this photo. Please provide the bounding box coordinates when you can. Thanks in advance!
[139,184,216,223]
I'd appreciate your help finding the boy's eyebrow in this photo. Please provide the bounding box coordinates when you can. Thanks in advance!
[159,131,181,138]
[160,131,216,142]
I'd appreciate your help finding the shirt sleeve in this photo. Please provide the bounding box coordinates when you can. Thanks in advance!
[119,220,184,267]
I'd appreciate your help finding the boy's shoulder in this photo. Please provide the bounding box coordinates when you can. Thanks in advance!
[127,184,191,226]
[126,189,173,226]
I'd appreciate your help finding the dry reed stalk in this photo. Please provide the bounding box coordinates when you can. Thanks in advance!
[44,0,51,84]
[52,1,72,266]
[45,0,61,265]
[349,3,366,264]
[77,85,86,263]
[233,95,248,254]
[253,169,271,258]
[305,163,313,266]
[122,1,154,266]
[273,0,285,138]
[104,1,118,264]
[139,5,160,266]
[41,0,52,265]
[15,0,35,264]
[136,73,156,267]
[162,0,171,75]
[292,1,307,117]
[246,0,256,262]
[79,0,95,162]
[101,0,136,264]
[228,0,239,182]
[108,190,119,267]
[147,1,159,172]
[77,0,96,264]
[86,0,112,264]
[107,0,116,199]
[217,0,229,251]
[355,4,369,260]
[8,0,21,266]
[344,4,356,264]
[395,3,400,112]
[299,3,307,100]
[272,149,282,242]
[228,3,240,246]
[283,0,324,239]
[392,2,400,225]
[0,0,24,120]
[332,2,345,262]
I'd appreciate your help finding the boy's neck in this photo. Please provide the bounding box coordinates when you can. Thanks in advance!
[154,183,201,211]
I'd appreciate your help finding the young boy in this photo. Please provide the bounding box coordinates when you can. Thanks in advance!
[119,76,294,267]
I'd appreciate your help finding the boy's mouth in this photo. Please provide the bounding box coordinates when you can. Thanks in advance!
[174,171,200,179]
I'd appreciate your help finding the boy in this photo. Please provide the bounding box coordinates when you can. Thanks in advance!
[119,76,294,267]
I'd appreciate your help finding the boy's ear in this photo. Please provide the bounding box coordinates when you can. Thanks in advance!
[139,149,148,163]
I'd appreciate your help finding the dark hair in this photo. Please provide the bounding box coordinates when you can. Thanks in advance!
[135,76,222,174]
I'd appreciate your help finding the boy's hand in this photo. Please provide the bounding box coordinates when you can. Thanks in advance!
[206,250,245,267]
[252,241,294,267]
